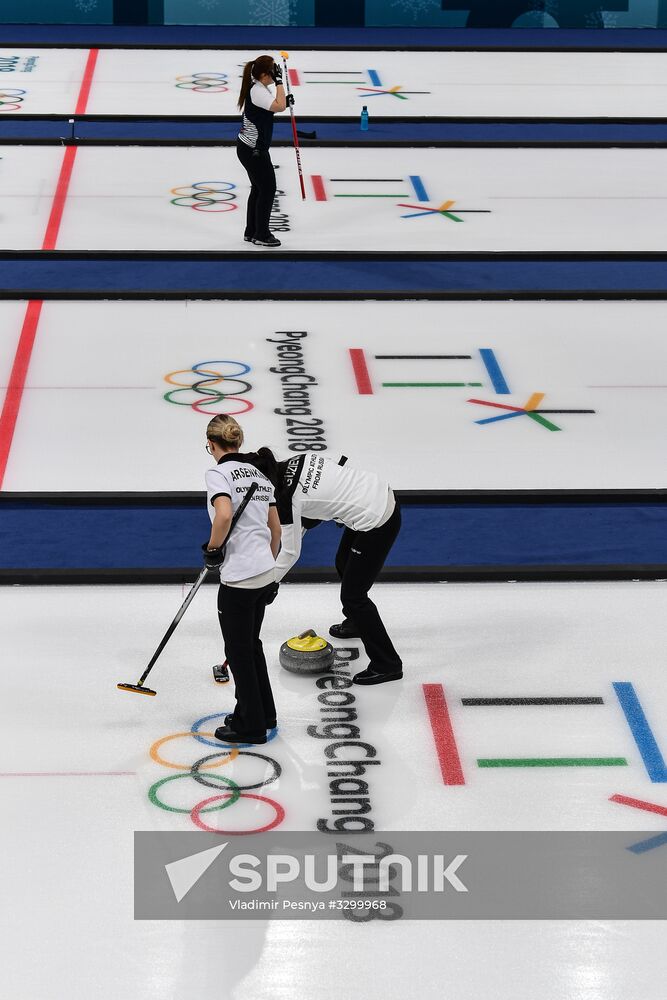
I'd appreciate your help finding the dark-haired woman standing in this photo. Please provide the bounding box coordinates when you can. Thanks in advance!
[237,54,293,248]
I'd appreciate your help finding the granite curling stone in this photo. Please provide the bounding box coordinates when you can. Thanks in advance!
[279,629,335,675]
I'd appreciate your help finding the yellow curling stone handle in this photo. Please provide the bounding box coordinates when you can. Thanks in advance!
[287,630,328,652]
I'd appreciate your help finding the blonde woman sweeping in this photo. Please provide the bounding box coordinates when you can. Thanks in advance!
[203,415,281,744]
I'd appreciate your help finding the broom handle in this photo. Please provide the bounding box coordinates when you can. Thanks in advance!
[281,51,306,200]
[137,565,209,684]
[136,482,259,685]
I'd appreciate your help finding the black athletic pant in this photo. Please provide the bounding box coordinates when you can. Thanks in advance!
[335,504,402,675]
[236,140,276,241]
[217,582,277,735]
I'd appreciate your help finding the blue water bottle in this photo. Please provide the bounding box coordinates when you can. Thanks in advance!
[360,105,369,131]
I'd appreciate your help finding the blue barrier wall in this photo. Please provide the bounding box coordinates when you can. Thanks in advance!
[2,500,667,581]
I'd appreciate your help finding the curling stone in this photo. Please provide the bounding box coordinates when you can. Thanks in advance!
[279,629,334,675]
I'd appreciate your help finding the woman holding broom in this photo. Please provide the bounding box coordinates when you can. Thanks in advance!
[236,54,294,248]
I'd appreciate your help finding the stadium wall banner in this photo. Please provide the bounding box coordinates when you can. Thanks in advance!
[2,0,667,29]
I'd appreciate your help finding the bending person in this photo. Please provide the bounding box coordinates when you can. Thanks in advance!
[203,415,281,744]
[236,54,293,248]
[267,451,402,686]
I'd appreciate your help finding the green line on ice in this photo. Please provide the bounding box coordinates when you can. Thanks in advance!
[477,757,628,768]
[382,382,484,388]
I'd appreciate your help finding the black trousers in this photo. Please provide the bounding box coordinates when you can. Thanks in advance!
[335,504,403,675]
[217,582,277,734]
[236,140,276,241]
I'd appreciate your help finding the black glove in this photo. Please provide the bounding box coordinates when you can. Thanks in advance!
[271,62,283,85]
[286,93,295,107]
[202,542,225,569]
[264,582,279,605]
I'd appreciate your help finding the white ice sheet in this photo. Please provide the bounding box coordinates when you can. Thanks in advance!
[3,299,667,492]
[2,47,667,117]
[0,146,64,249]
[2,145,667,252]
[0,301,31,415]
[0,47,88,116]
[1,580,666,998]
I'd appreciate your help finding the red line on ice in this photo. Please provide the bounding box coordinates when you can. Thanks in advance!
[43,49,98,250]
[467,398,524,413]
[0,771,136,777]
[610,793,667,817]
[0,300,43,486]
[349,349,373,394]
[74,47,99,114]
[311,174,327,201]
[423,683,465,785]
[0,48,98,486]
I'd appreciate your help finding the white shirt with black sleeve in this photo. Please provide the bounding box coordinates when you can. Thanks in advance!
[205,455,276,586]
[274,452,395,581]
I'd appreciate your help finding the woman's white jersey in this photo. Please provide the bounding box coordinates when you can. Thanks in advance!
[205,455,276,584]
[274,452,394,580]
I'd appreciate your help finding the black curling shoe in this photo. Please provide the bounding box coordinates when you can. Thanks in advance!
[329,619,361,639]
[223,713,276,730]
[214,724,267,745]
[353,667,403,686]
[252,234,282,247]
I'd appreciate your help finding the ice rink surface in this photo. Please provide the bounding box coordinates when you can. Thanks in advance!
[3,47,667,117]
[4,145,667,251]
[2,33,667,1000]
[2,299,667,492]
[1,580,667,999]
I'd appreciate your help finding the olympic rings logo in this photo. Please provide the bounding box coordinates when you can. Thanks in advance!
[0,88,25,112]
[164,360,254,416]
[175,72,229,93]
[148,713,284,835]
[170,180,237,213]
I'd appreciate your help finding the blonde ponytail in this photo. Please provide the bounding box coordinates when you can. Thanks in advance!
[206,414,244,451]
